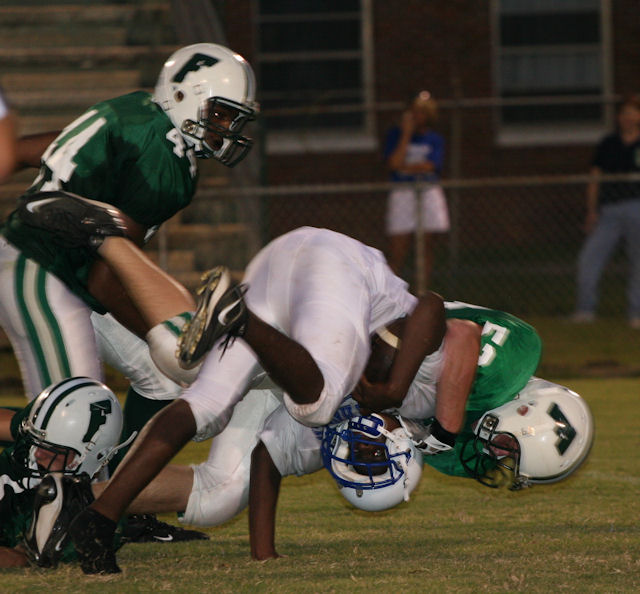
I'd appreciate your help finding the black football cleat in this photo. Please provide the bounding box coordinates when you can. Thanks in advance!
[69,507,121,574]
[177,266,248,369]
[17,190,128,249]
[120,514,209,544]
[23,473,95,568]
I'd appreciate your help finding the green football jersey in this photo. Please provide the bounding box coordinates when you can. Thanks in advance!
[0,403,35,548]
[424,301,542,477]
[0,403,124,561]
[1,91,198,313]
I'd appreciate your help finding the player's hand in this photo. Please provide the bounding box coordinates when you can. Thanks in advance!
[353,375,400,412]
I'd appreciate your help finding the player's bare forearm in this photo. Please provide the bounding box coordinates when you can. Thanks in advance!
[0,408,16,442]
[384,291,446,406]
[0,114,17,182]
[16,131,60,170]
[0,545,28,568]
[435,319,481,433]
[249,441,282,561]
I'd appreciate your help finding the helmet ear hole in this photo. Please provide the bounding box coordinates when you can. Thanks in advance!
[175,91,185,102]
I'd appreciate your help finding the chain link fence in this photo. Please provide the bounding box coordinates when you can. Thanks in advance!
[177,173,639,320]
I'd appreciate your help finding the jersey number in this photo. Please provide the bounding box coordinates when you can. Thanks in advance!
[82,399,113,443]
[478,322,510,367]
[34,110,107,190]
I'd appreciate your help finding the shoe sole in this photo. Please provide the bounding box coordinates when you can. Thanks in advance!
[177,266,231,369]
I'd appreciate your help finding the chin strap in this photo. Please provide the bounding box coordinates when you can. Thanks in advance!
[96,431,138,475]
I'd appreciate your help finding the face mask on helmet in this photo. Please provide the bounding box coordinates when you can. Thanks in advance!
[460,380,595,490]
[154,43,259,166]
[13,377,134,481]
[321,413,423,512]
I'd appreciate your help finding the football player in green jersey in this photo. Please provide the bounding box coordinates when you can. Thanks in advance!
[0,377,124,567]
[0,43,259,470]
[335,301,593,489]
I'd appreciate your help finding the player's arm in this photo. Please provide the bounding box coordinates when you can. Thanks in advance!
[0,545,28,568]
[0,408,17,442]
[248,441,282,561]
[0,111,17,182]
[15,131,60,170]
[435,319,481,433]
[87,212,162,338]
[584,165,601,233]
[354,291,446,410]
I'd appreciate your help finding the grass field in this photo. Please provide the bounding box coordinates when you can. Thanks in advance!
[0,321,638,592]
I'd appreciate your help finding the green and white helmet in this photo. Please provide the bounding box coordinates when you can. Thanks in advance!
[461,379,595,490]
[17,377,126,479]
[154,43,258,165]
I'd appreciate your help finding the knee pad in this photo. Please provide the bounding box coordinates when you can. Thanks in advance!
[146,320,201,387]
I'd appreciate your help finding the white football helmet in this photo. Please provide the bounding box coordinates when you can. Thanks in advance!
[321,413,423,512]
[460,379,595,490]
[153,43,258,166]
[16,377,128,479]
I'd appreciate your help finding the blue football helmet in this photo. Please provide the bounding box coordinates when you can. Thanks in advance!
[321,413,423,512]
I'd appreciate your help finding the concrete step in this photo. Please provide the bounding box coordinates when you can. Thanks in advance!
[2,70,141,92]
[0,4,169,26]
[9,115,81,135]
[7,88,152,113]
[1,0,166,8]
[0,45,178,70]
[3,26,128,49]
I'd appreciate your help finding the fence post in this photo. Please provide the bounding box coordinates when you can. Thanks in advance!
[414,183,426,294]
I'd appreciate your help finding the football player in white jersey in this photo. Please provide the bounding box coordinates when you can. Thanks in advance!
[17,208,447,573]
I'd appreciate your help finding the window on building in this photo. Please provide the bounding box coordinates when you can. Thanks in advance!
[494,0,612,145]
[255,0,375,152]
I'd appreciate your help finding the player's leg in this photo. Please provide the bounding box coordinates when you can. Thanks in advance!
[92,311,183,471]
[385,187,415,274]
[240,230,372,425]
[0,242,102,400]
[621,200,640,323]
[575,205,621,317]
[96,237,195,329]
[70,334,263,572]
[419,185,450,290]
[14,193,199,384]
[178,389,280,526]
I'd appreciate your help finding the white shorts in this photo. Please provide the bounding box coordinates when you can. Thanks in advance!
[181,386,333,527]
[181,227,416,435]
[181,388,281,527]
[386,185,450,235]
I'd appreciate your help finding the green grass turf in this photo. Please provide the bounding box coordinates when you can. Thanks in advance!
[1,377,638,592]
